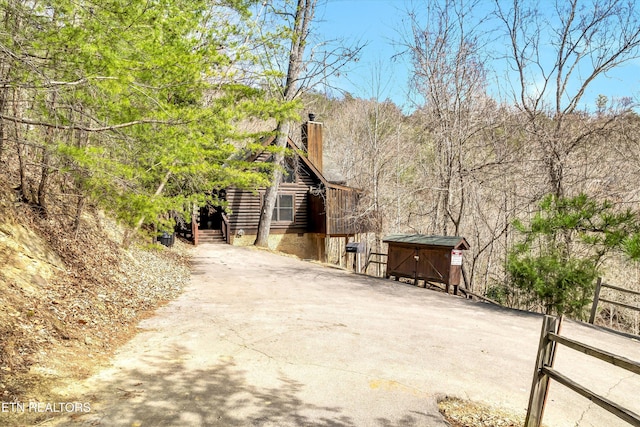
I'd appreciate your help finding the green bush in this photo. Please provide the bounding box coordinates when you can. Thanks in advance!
[505,194,640,318]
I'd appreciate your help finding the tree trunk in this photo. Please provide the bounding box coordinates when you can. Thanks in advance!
[36,141,51,217]
[13,89,29,202]
[73,196,85,238]
[254,122,289,247]
[254,0,315,247]
[0,86,7,163]
[123,168,173,248]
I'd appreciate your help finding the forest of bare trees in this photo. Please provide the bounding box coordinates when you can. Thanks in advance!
[317,92,639,324]
[312,0,640,330]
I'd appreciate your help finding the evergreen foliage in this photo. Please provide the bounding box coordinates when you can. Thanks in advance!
[505,194,640,318]
[1,0,295,240]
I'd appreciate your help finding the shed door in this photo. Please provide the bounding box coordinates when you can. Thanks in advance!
[415,248,449,283]
[387,245,417,278]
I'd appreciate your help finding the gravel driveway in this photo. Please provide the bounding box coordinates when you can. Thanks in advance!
[51,244,640,426]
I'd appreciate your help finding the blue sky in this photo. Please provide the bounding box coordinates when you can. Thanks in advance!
[314,0,412,109]
[313,0,640,112]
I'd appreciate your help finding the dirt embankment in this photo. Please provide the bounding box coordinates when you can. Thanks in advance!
[0,180,191,425]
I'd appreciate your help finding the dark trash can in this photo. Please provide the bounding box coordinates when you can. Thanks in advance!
[157,231,175,247]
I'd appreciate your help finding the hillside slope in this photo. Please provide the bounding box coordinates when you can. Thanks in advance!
[0,178,191,417]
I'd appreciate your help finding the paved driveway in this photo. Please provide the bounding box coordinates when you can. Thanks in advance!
[53,244,640,426]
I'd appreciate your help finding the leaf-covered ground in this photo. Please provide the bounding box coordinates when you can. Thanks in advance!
[0,180,192,426]
[438,397,528,427]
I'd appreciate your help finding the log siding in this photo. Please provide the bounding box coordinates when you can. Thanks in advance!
[224,124,367,239]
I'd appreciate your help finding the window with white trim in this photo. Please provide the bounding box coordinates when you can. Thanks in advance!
[273,194,294,222]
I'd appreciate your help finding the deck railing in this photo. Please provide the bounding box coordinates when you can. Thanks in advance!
[363,251,387,276]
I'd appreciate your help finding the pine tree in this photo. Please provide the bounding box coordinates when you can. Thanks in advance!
[506,194,640,318]
[1,0,289,243]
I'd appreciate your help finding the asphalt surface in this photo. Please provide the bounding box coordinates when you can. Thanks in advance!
[50,244,640,426]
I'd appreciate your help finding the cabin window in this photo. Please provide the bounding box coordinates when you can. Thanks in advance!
[266,155,296,183]
[273,194,294,222]
[282,160,296,183]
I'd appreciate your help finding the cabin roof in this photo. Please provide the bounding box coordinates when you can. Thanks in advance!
[254,134,357,192]
[382,234,470,250]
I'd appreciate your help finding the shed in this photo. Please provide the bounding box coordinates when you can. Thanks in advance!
[383,234,470,294]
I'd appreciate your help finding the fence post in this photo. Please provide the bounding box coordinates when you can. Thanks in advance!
[525,315,559,427]
[589,277,603,324]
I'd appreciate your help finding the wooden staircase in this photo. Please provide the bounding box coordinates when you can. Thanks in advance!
[198,229,226,244]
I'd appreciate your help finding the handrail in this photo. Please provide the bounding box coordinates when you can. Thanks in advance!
[364,251,387,274]
[548,332,640,375]
[600,282,640,297]
[221,212,230,244]
[541,366,640,426]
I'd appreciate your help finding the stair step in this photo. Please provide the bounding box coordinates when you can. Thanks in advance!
[197,229,226,245]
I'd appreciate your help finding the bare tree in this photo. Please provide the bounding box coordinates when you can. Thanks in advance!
[254,0,316,247]
[402,0,517,290]
[323,95,412,254]
[495,0,640,198]
[405,0,495,236]
[254,0,363,246]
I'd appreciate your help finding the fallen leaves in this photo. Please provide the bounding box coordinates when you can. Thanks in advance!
[0,202,192,404]
[438,397,526,427]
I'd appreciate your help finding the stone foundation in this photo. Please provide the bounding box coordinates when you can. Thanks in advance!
[230,233,323,260]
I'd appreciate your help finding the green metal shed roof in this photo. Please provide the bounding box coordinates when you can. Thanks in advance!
[382,234,470,249]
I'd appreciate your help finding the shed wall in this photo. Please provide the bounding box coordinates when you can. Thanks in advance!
[386,243,452,284]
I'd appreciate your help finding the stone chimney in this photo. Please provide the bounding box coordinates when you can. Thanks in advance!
[301,113,323,173]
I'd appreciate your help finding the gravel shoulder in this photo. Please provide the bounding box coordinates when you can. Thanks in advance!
[0,199,193,427]
[41,244,640,427]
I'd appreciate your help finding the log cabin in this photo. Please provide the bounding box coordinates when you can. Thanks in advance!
[193,115,368,261]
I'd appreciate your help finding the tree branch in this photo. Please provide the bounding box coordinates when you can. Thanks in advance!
[0,114,178,132]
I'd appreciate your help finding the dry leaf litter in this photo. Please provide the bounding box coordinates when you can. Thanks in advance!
[0,196,191,413]
[438,396,528,427]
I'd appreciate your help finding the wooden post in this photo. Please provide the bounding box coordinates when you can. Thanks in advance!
[589,277,603,324]
[324,235,329,264]
[353,251,357,273]
[356,234,362,273]
[192,212,199,246]
[525,315,559,427]
[449,249,463,296]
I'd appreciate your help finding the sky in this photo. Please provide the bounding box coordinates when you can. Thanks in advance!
[313,0,640,113]
[314,0,412,109]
